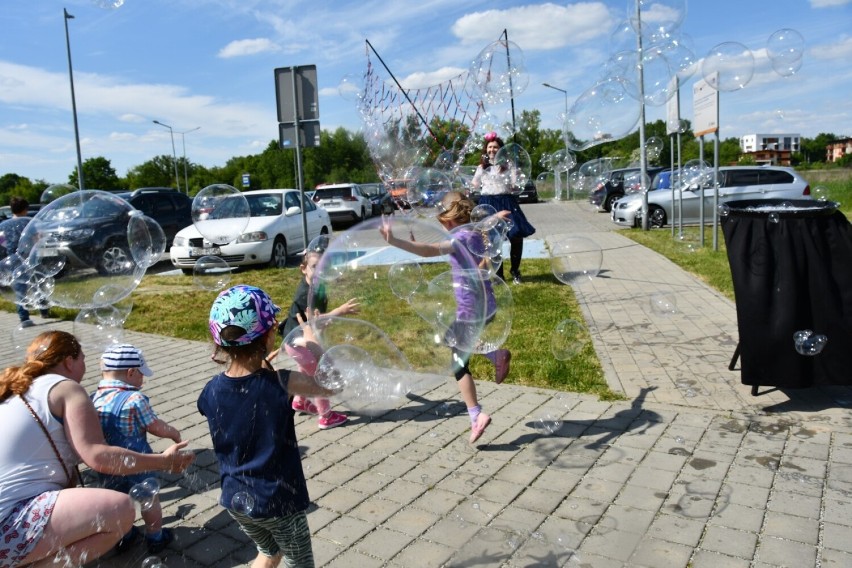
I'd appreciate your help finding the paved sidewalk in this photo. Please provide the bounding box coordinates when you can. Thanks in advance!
[3,199,852,568]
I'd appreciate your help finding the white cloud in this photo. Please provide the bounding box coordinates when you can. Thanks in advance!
[399,67,468,89]
[809,36,852,60]
[810,0,851,7]
[217,38,280,58]
[451,2,613,49]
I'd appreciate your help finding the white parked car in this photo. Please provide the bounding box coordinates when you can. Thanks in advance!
[312,183,372,223]
[170,189,331,272]
[611,166,812,228]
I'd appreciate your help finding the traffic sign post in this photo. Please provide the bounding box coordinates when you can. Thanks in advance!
[274,64,320,247]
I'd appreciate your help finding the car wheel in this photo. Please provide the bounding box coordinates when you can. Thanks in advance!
[320,226,329,235]
[649,205,667,228]
[360,207,366,220]
[181,268,193,276]
[268,236,288,268]
[97,241,132,276]
[604,194,619,212]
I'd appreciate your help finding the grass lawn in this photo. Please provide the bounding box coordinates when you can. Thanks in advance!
[2,256,619,400]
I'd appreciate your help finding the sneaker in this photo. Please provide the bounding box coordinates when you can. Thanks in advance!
[115,526,140,554]
[318,411,348,429]
[511,271,522,285]
[494,349,511,385]
[19,320,35,328]
[146,527,174,554]
[469,412,491,444]
[39,309,50,318]
[292,399,319,415]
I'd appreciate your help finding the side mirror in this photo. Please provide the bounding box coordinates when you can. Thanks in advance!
[285,206,301,216]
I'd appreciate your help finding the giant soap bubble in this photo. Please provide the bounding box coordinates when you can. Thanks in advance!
[191,184,251,245]
[469,40,530,105]
[494,143,532,193]
[307,216,489,386]
[16,191,150,309]
[702,42,754,92]
[564,77,640,151]
[550,237,603,284]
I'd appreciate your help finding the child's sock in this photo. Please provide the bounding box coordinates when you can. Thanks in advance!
[467,404,481,426]
[146,530,164,542]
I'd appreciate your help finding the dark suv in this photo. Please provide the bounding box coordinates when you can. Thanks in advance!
[589,166,666,212]
[34,188,192,276]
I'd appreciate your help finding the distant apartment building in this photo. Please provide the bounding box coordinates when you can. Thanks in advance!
[739,133,800,166]
[826,138,852,163]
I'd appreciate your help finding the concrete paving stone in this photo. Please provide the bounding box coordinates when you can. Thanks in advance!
[181,533,244,567]
[352,527,414,561]
[491,462,544,486]
[765,489,822,519]
[384,506,441,537]
[309,536,345,567]
[708,502,767,533]
[400,462,453,487]
[390,537,455,567]
[663,489,717,519]
[700,524,759,559]
[754,534,818,567]
[647,511,706,547]
[725,463,778,489]
[508,530,578,567]
[681,450,735,480]
[324,548,385,568]
[614,483,670,512]
[310,462,363,487]
[690,549,752,568]
[785,438,831,461]
[486,504,547,534]
[314,514,374,548]
[551,496,609,523]
[762,509,820,545]
[718,481,772,510]
[640,448,689,473]
[822,521,852,554]
[772,469,825,498]
[587,460,637,485]
[510,486,565,515]
[348,496,405,525]
[569,477,625,503]
[315,487,370,515]
[421,515,484,549]
[827,461,852,483]
[343,470,397,496]
[409,488,466,516]
[580,529,644,562]
[629,536,694,568]
[778,454,828,480]
[376,478,428,505]
[627,464,679,491]
[368,455,420,479]
[599,503,657,536]
[822,546,852,567]
[306,506,339,533]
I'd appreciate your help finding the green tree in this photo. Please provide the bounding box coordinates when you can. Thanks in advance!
[125,155,180,190]
[69,156,121,190]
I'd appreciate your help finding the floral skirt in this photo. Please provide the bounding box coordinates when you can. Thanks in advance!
[0,491,58,567]
[477,194,536,240]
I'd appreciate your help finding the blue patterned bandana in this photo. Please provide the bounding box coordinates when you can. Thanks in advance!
[209,284,280,346]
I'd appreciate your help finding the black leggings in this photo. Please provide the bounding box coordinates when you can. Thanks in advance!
[495,237,524,280]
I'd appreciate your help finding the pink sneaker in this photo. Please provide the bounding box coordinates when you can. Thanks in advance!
[469,412,491,444]
[318,411,348,430]
[292,399,319,415]
[494,349,511,384]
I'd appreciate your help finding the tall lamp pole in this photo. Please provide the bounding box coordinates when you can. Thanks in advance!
[64,9,84,190]
[542,83,571,200]
[542,82,569,117]
[176,127,200,194]
[152,120,180,192]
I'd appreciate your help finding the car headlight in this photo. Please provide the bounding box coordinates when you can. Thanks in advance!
[61,228,95,240]
[236,231,268,243]
[173,236,187,247]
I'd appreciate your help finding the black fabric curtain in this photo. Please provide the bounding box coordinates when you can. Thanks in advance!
[721,199,852,388]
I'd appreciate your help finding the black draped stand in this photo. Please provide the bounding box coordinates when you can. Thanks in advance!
[721,199,852,393]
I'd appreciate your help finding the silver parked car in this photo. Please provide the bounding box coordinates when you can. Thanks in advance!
[611,165,812,228]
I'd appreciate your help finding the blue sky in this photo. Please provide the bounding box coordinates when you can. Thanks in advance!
[1,0,850,184]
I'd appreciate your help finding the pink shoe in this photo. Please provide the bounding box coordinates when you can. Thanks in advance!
[494,349,511,385]
[469,412,491,444]
[318,411,348,430]
[292,399,319,415]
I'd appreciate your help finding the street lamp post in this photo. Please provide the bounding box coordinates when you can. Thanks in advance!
[152,120,180,192]
[542,82,569,117]
[176,127,200,194]
[64,9,84,190]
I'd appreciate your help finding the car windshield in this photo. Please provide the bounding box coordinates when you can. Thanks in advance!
[246,194,282,217]
[314,187,352,199]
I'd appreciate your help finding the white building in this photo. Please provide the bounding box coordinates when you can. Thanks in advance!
[740,133,800,153]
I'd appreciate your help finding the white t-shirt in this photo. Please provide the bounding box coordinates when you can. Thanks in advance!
[0,374,80,518]
[472,164,518,196]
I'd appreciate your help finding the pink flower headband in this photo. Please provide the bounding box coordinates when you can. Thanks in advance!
[484,131,497,142]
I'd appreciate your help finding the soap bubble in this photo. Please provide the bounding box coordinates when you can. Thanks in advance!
[718,204,730,217]
[551,319,585,360]
[93,0,126,8]
[769,212,779,224]
[471,204,497,223]
[122,455,136,468]
[766,29,804,68]
[812,186,828,202]
[231,491,255,515]
[494,144,532,194]
[309,216,488,379]
[387,260,423,301]
[193,255,232,291]
[550,237,603,284]
[191,184,250,245]
[469,39,529,105]
[564,77,640,151]
[129,480,157,512]
[793,330,828,356]
[127,213,167,268]
[645,136,665,162]
[702,42,755,92]
[73,308,124,354]
[16,191,148,309]
[11,321,43,352]
[338,73,363,102]
[40,183,77,204]
[649,292,678,316]
[550,149,576,173]
[627,0,687,38]
[406,168,452,216]
[470,273,513,354]
[533,413,563,435]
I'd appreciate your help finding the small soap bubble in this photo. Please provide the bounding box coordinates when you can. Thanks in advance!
[649,292,678,317]
[123,455,136,469]
[812,186,828,202]
[129,482,157,512]
[768,212,779,223]
[717,203,730,217]
[793,329,828,356]
[142,557,163,568]
[472,502,480,510]
[675,436,685,444]
[534,414,563,435]
[231,491,255,515]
